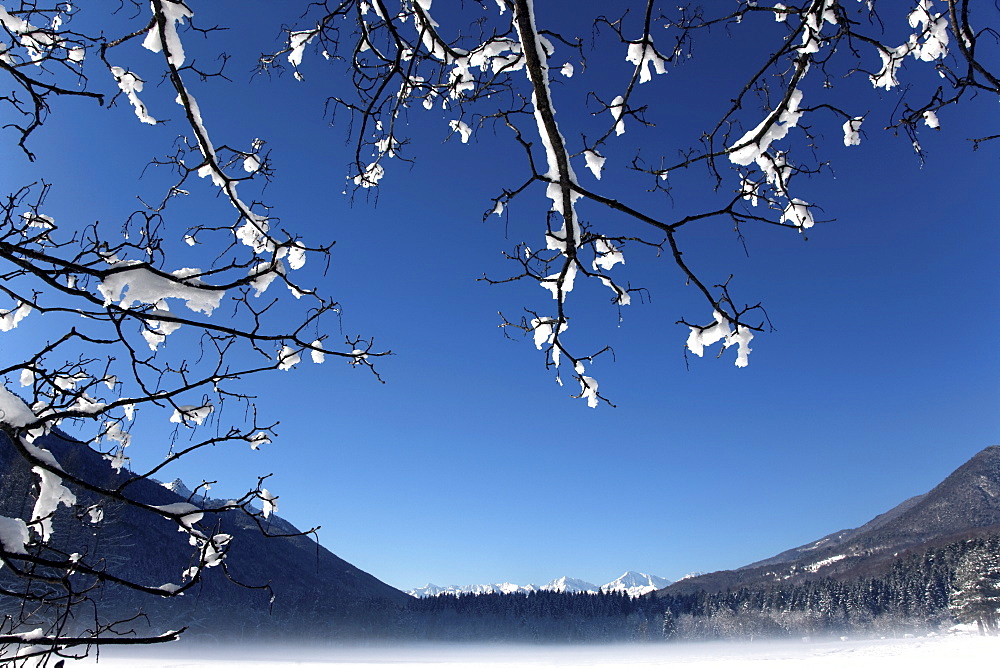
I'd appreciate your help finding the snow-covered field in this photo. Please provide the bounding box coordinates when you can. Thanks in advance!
[74,632,996,667]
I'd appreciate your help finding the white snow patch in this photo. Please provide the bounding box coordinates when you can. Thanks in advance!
[0,516,29,554]
[98,264,223,315]
[152,502,203,529]
[169,404,213,427]
[843,117,863,146]
[142,1,193,67]
[584,150,605,180]
[685,310,753,368]
[804,554,848,573]
[449,119,472,143]
[259,488,277,519]
[0,385,36,427]
[609,95,626,135]
[0,301,32,331]
[729,88,804,166]
[31,466,77,539]
[626,41,666,83]
[110,66,157,125]
[277,346,301,370]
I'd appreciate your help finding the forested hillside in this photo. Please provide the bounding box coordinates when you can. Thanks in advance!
[393,532,1000,641]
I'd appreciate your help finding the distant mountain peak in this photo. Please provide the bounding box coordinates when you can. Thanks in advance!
[600,572,672,597]
[405,582,539,598]
[540,576,599,593]
[160,477,194,499]
[408,572,671,599]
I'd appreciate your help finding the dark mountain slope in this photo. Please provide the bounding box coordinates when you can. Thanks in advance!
[662,445,1000,596]
[0,431,408,637]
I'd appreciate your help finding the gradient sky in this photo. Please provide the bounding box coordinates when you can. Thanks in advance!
[2,2,998,592]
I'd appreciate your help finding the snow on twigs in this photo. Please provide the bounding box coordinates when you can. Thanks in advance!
[110,66,157,125]
[310,340,326,364]
[0,385,36,428]
[578,376,599,408]
[0,516,29,554]
[98,265,223,316]
[142,1,193,68]
[843,117,863,146]
[259,488,278,518]
[31,466,77,539]
[248,432,271,450]
[626,41,666,84]
[592,238,624,272]
[686,311,753,368]
[277,346,301,370]
[540,262,577,299]
[169,404,214,427]
[288,30,317,69]
[908,0,949,62]
[0,301,31,332]
[449,119,472,143]
[729,89,804,167]
[781,198,814,230]
[152,502,203,529]
[609,95,626,136]
[584,150,605,180]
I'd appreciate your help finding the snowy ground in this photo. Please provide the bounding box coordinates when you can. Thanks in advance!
[73,632,997,667]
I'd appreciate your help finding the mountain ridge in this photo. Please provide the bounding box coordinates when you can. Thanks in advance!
[408,571,671,599]
[660,445,1000,596]
[0,431,409,637]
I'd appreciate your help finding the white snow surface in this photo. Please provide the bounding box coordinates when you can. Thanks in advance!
[69,633,1000,668]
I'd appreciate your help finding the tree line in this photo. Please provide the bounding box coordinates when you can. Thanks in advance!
[373,533,1000,641]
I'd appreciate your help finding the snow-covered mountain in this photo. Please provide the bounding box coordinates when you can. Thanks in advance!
[160,477,194,498]
[599,571,672,597]
[540,576,599,593]
[408,582,538,597]
[662,445,1000,597]
[407,572,671,599]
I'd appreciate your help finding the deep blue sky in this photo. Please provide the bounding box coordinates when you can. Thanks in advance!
[2,1,998,591]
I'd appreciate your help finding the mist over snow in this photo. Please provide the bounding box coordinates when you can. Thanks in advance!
[72,632,1000,667]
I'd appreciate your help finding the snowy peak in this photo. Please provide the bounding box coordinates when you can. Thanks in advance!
[407,582,538,597]
[600,571,672,597]
[407,583,450,598]
[408,572,670,598]
[161,477,194,499]
[540,576,599,593]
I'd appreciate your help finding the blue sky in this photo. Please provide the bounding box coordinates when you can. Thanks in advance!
[2,1,998,592]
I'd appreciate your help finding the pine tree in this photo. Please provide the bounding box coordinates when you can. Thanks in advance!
[949,543,1000,635]
[661,609,677,640]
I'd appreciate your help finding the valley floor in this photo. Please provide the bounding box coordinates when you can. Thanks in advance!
[73,631,996,667]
